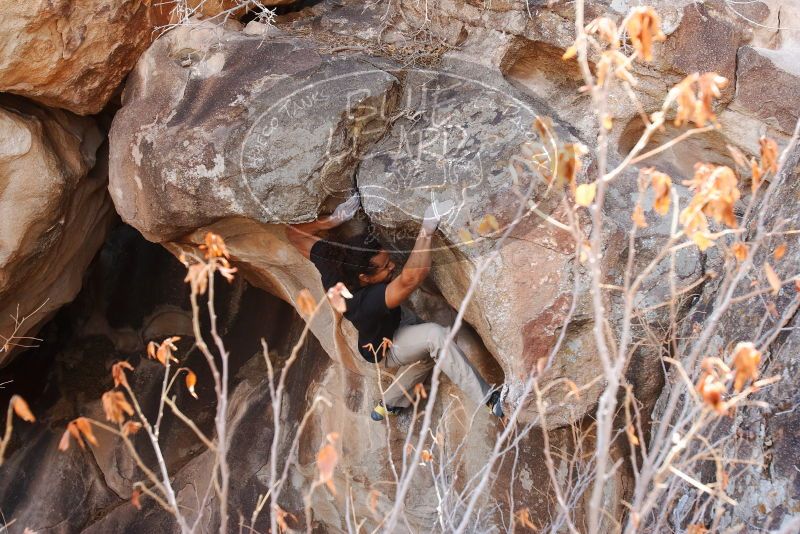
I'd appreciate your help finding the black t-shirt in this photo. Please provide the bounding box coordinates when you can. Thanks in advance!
[309,240,401,363]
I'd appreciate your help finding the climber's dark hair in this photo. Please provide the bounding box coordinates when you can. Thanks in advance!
[327,231,384,289]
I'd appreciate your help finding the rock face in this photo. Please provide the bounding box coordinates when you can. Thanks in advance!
[653,144,800,531]
[0,0,168,115]
[0,95,114,366]
[0,226,573,533]
[108,15,611,428]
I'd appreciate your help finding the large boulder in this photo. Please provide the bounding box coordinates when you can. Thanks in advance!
[108,16,615,427]
[0,0,168,115]
[0,95,113,366]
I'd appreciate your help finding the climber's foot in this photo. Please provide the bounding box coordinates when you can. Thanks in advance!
[486,385,507,418]
[371,401,403,421]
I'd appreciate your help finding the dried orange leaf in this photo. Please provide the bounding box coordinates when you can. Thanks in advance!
[75,417,98,447]
[562,44,577,60]
[102,391,134,424]
[626,424,640,446]
[66,420,85,450]
[732,342,761,392]
[731,243,748,262]
[420,449,433,463]
[515,507,537,529]
[477,214,500,235]
[131,488,143,510]
[773,243,787,260]
[413,383,427,399]
[625,6,665,61]
[317,443,338,493]
[185,369,198,399]
[296,289,316,317]
[764,262,781,294]
[200,232,230,259]
[575,183,597,207]
[112,361,134,389]
[632,204,648,228]
[11,395,35,422]
[58,428,72,451]
[759,136,778,174]
[458,228,474,244]
[648,170,672,216]
[122,421,143,436]
[602,114,613,131]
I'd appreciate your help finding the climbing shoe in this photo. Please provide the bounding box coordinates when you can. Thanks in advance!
[486,385,507,418]
[371,401,403,421]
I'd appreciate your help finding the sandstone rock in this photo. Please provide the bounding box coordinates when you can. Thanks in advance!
[731,46,800,134]
[0,95,114,366]
[0,0,170,115]
[109,21,400,241]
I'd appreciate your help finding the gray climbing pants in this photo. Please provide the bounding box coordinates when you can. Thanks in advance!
[382,320,492,409]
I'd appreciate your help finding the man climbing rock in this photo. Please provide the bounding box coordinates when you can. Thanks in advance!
[286,192,505,421]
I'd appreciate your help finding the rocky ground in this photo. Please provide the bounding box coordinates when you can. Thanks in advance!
[0,0,798,532]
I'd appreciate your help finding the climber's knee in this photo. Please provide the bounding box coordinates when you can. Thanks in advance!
[426,323,449,356]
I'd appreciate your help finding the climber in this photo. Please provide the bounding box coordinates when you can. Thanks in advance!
[286,192,505,421]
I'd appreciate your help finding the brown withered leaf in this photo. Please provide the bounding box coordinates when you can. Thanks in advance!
[626,424,640,446]
[420,449,433,463]
[773,243,787,260]
[575,183,597,207]
[732,342,761,392]
[102,391,134,424]
[515,507,537,530]
[586,17,619,46]
[317,443,339,495]
[129,488,143,510]
[11,395,35,422]
[696,372,728,415]
[557,143,588,186]
[75,417,99,446]
[122,421,143,436]
[562,44,577,60]
[648,170,672,215]
[458,228,474,244]
[632,204,648,228]
[296,289,316,316]
[148,336,180,367]
[670,73,728,127]
[185,369,198,399]
[625,6,665,61]
[184,263,209,295]
[759,136,778,174]
[764,262,781,294]
[217,258,237,282]
[750,158,763,193]
[414,383,427,399]
[62,420,85,450]
[476,214,500,235]
[112,361,134,389]
[731,243,748,262]
[58,428,73,451]
[199,232,230,259]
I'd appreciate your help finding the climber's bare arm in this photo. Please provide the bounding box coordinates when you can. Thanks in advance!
[385,225,434,309]
[286,193,360,260]
[286,216,341,260]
